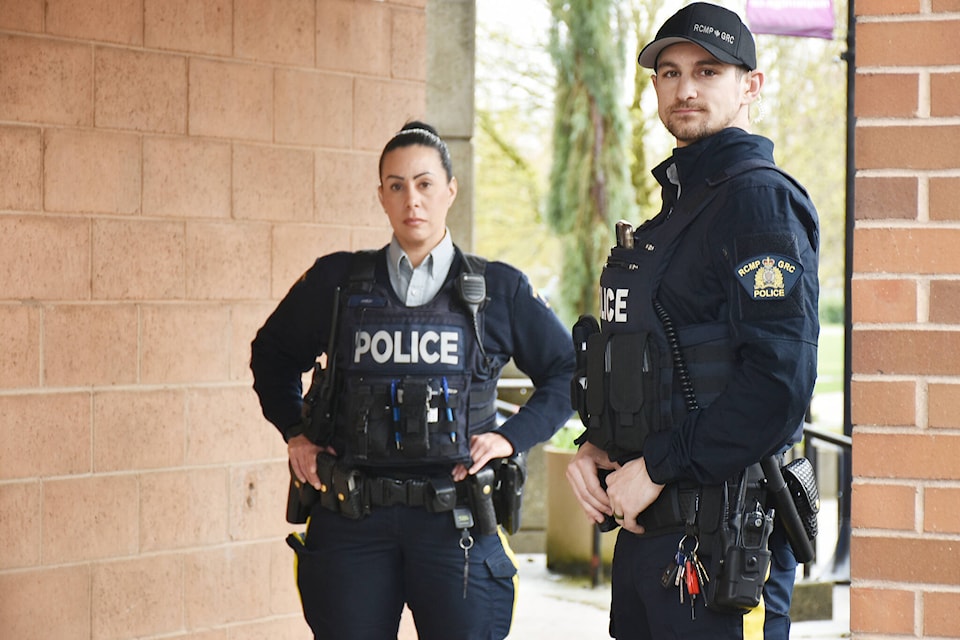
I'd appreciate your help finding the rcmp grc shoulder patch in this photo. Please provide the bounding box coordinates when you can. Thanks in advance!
[735,254,803,301]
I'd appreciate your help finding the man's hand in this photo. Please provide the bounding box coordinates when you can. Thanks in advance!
[452,432,514,481]
[604,457,665,534]
[565,441,619,525]
[288,434,336,490]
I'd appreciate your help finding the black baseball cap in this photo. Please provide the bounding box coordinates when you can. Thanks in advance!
[638,2,757,70]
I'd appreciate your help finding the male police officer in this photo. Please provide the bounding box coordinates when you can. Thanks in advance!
[566,4,819,639]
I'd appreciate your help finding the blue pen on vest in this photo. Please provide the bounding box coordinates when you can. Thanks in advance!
[441,376,456,442]
[391,379,402,450]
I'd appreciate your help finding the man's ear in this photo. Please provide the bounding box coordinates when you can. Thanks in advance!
[744,70,764,105]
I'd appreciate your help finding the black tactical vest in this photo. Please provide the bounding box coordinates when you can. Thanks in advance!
[574,160,801,460]
[332,250,498,467]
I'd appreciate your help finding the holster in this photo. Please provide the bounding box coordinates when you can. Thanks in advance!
[467,466,499,536]
[285,469,313,525]
[492,453,527,535]
[284,452,339,524]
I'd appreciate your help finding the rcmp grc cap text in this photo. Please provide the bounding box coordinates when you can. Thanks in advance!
[638,2,757,71]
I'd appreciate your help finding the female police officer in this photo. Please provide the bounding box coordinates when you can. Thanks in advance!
[251,121,574,639]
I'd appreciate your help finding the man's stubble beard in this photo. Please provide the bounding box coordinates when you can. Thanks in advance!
[665,111,722,146]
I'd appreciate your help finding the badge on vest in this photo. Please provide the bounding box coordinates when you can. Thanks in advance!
[735,254,803,301]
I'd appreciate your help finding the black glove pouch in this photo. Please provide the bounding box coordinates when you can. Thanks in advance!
[782,457,820,541]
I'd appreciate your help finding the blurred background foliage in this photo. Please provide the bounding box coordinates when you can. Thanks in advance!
[474,0,847,328]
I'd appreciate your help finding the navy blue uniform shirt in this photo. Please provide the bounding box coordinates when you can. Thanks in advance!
[640,128,820,486]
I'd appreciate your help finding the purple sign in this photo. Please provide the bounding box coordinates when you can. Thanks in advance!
[746,0,835,40]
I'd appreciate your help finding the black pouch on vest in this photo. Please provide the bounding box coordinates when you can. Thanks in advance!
[608,332,659,451]
[399,381,431,458]
[584,332,661,454]
[571,315,600,422]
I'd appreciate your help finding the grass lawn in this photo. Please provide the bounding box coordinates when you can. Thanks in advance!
[815,324,844,395]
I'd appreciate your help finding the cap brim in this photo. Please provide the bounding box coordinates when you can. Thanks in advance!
[638,36,747,69]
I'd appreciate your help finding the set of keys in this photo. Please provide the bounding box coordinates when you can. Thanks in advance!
[660,535,709,619]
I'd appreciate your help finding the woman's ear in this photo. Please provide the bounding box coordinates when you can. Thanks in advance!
[447,176,459,207]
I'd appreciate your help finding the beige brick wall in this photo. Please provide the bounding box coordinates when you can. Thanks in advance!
[0,1,426,638]
[852,2,960,638]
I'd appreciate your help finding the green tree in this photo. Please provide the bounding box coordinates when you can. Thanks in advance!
[475,0,848,318]
[628,0,667,221]
[473,6,562,301]
[546,0,637,324]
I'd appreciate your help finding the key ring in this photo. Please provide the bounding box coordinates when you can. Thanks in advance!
[677,534,699,556]
[459,531,474,551]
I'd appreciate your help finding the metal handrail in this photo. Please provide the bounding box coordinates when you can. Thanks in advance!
[801,422,852,584]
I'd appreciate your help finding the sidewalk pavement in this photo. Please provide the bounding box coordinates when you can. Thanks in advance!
[507,553,850,639]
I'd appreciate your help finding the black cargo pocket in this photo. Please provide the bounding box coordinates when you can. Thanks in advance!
[484,550,518,580]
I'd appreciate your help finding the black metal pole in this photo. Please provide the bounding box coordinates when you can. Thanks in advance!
[591,524,603,587]
[833,0,855,584]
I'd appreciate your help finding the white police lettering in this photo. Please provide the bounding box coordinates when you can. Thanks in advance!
[600,287,629,323]
[693,22,735,45]
[353,330,459,365]
[754,289,785,298]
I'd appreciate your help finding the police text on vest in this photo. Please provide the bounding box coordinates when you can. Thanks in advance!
[601,287,629,323]
[353,330,460,365]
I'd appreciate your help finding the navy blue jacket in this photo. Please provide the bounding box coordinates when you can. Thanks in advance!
[251,247,575,456]
[640,128,820,486]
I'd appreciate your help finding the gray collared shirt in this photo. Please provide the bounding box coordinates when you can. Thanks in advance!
[386,230,455,307]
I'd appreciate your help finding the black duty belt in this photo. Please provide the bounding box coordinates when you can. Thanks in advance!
[312,454,526,537]
[637,483,732,536]
[365,475,447,510]
[637,484,701,534]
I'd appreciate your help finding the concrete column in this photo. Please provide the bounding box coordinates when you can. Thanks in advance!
[426,0,476,251]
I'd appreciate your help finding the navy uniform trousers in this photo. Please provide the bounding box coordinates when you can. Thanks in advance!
[609,524,796,640]
[289,504,518,640]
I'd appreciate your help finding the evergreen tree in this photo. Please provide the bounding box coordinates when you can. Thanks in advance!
[628,0,666,221]
[546,0,637,323]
